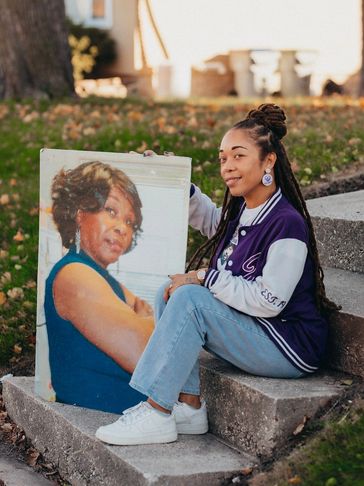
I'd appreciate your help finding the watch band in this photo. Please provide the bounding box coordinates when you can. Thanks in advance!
[196,269,206,284]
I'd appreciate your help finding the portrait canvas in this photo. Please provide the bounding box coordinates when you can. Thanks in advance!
[35,148,191,401]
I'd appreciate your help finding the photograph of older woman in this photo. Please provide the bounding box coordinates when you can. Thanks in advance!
[44,161,154,413]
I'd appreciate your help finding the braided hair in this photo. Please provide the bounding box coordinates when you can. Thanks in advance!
[187,103,340,317]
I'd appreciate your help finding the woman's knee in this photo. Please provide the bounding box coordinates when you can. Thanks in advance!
[168,284,210,310]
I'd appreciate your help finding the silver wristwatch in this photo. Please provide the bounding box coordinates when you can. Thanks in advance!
[196,269,206,284]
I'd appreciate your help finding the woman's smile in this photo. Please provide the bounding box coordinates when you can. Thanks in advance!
[224,176,242,187]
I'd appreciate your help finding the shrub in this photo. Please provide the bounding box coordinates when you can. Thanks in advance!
[67,19,117,78]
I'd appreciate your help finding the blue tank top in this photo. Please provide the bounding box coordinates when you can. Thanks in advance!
[44,247,145,413]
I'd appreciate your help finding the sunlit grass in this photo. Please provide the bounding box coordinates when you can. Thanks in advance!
[0,96,363,364]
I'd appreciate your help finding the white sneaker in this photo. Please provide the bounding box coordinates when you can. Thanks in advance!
[173,400,208,434]
[95,401,177,445]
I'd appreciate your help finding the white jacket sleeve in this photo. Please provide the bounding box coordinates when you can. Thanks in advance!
[189,185,222,239]
[204,238,308,317]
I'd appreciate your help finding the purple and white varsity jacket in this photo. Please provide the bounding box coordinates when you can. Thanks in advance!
[189,184,328,374]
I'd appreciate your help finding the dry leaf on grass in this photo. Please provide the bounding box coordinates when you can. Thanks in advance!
[293,415,308,436]
[13,344,22,354]
[13,230,24,242]
[7,287,24,300]
[288,476,302,485]
[0,194,10,205]
[0,292,6,305]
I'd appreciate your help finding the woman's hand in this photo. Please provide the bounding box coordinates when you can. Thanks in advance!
[129,150,175,157]
[133,296,153,317]
[163,270,206,302]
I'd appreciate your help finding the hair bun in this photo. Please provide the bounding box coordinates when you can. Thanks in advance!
[247,103,287,139]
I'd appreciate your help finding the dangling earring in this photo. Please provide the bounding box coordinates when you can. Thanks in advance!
[75,228,81,254]
[262,167,273,186]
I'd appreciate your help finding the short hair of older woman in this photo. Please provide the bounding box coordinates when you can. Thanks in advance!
[51,161,142,251]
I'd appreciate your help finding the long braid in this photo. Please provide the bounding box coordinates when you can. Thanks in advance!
[273,141,340,316]
[186,190,239,271]
[187,103,340,318]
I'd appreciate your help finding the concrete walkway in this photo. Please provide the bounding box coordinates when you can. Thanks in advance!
[0,453,52,486]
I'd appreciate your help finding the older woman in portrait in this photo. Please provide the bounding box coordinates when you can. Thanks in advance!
[45,161,153,413]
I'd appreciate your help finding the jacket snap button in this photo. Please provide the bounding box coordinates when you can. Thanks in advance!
[228,260,233,266]
[240,229,247,236]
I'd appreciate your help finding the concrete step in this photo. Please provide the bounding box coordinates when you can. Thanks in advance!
[0,454,53,486]
[324,266,364,377]
[200,352,348,458]
[2,377,256,486]
[306,190,364,273]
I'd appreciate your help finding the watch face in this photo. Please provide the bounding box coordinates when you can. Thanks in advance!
[197,270,206,282]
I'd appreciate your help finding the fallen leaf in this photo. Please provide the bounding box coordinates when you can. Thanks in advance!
[23,111,39,123]
[136,141,148,152]
[13,230,24,242]
[127,111,143,121]
[1,423,13,433]
[293,415,308,436]
[0,272,11,285]
[23,301,34,309]
[83,127,96,136]
[288,476,302,485]
[348,137,361,146]
[0,194,10,205]
[0,411,8,424]
[29,207,39,216]
[24,280,36,289]
[241,466,253,475]
[0,292,6,305]
[13,344,22,354]
[7,287,24,299]
[27,449,40,467]
[341,379,353,386]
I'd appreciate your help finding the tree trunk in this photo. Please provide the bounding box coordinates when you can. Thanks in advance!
[0,0,74,99]
[360,0,364,96]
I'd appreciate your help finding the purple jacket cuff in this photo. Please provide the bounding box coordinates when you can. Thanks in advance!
[204,268,219,289]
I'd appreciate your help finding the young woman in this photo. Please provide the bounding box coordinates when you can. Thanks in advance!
[96,104,338,445]
[45,161,153,413]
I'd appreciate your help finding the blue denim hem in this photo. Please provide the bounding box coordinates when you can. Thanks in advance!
[180,388,200,395]
[129,380,174,411]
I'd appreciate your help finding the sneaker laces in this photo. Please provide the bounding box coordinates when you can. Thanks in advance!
[117,402,151,425]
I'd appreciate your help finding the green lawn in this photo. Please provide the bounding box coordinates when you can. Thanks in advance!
[1,96,364,364]
[0,96,363,484]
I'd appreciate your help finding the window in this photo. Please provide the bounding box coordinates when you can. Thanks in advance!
[92,0,105,19]
[84,0,112,29]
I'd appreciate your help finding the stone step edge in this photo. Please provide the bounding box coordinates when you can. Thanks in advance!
[307,191,364,273]
[200,352,350,457]
[323,267,364,378]
[3,376,256,486]
[323,266,364,318]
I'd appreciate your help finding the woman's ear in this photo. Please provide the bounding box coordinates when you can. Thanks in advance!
[265,152,277,170]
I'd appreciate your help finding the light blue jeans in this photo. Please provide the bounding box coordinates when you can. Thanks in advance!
[130,283,305,410]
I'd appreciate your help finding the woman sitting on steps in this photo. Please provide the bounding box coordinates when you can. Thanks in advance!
[96,103,339,446]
